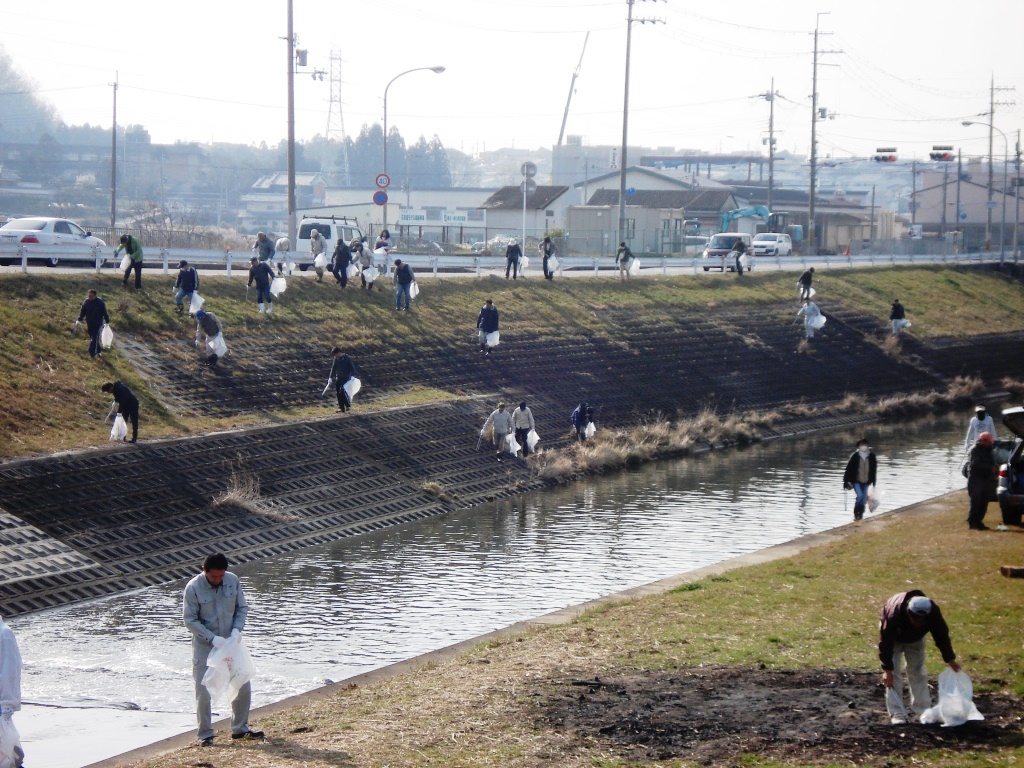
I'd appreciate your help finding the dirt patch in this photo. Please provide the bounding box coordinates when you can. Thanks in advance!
[536,666,1024,765]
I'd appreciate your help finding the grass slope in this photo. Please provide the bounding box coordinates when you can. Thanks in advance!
[0,266,1020,459]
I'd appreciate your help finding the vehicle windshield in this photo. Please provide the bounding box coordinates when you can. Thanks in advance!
[0,219,46,231]
[753,234,778,242]
[708,235,741,249]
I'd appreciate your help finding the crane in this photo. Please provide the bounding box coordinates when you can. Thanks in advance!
[557,32,589,146]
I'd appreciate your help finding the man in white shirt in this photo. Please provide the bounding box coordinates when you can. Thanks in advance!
[964,404,997,453]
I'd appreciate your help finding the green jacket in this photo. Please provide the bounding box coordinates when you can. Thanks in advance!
[114,235,143,262]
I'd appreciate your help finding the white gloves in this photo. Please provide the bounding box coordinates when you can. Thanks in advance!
[211,635,226,649]
[231,628,240,640]
[1,706,12,719]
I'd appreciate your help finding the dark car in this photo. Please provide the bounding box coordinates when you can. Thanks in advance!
[701,233,753,272]
[996,405,1024,525]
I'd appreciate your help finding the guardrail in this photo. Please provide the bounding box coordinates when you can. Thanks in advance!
[0,243,1010,277]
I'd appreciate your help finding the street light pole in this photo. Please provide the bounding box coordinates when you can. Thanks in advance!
[286,0,297,253]
[1015,129,1021,261]
[382,66,445,234]
[963,119,1008,261]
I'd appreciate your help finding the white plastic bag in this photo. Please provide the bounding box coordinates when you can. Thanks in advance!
[363,266,379,283]
[189,292,205,315]
[0,716,24,768]
[207,333,227,358]
[548,255,560,272]
[505,432,521,455]
[118,254,130,271]
[739,253,750,270]
[628,257,641,275]
[899,318,912,329]
[343,376,361,402]
[920,669,984,727]
[100,323,114,350]
[526,429,540,451]
[202,634,256,704]
[797,283,816,298]
[868,484,882,513]
[270,277,287,296]
[520,255,529,271]
[109,414,127,442]
[409,282,420,299]
[313,253,327,269]
[486,330,500,347]
[373,247,388,256]
[809,314,827,330]
[346,263,359,278]
[585,422,596,439]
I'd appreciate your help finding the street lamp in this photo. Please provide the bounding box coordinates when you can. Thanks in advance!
[963,119,1008,260]
[382,66,445,234]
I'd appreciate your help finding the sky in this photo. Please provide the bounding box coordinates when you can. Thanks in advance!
[2,0,1023,166]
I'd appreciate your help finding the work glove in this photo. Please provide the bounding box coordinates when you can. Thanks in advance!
[1,706,12,719]
[211,635,226,649]
[843,482,853,491]
[231,628,241,640]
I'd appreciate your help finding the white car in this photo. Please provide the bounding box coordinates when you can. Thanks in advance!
[293,216,363,271]
[0,217,106,266]
[751,232,793,257]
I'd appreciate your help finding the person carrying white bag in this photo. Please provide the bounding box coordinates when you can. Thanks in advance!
[326,346,361,412]
[183,553,264,747]
[0,615,25,768]
[195,309,227,367]
[511,400,537,456]
[480,402,514,461]
[476,298,500,355]
[102,380,140,443]
[309,228,326,282]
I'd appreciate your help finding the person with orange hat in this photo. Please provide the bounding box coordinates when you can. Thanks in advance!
[965,431,997,530]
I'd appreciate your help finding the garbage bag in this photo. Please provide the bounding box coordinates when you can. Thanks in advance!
[739,253,750,270]
[0,716,24,768]
[373,247,388,256]
[547,255,560,272]
[628,257,641,275]
[189,292,205,315]
[920,669,984,727]
[899,318,912,329]
[109,414,127,442]
[100,323,114,350]
[409,282,420,299]
[313,253,327,269]
[207,333,228,358]
[809,314,827,330]
[868,484,882,513]
[520,255,529,271]
[202,634,256,704]
[585,422,596,439]
[526,429,540,451]
[505,432,521,455]
[270,277,287,296]
[346,263,360,278]
[363,266,379,283]
[119,255,130,271]
[797,283,816,298]
[343,376,361,402]
[486,330,500,347]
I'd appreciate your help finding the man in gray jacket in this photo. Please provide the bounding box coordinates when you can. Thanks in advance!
[480,402,514,460]
[183,552,264,746]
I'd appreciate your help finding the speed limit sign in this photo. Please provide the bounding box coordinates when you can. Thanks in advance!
[375,173,391,189]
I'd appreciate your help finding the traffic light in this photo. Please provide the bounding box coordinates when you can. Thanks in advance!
[874,147,897,162]
[930,145,955,161]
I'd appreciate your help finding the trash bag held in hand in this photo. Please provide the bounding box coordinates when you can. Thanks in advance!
[628,257,641,275]
[207,333,228,358]
[118,255,131,271]
[809,314,827,330]
[110,414,128,442]
[519,255,529,271]
[409,282,420,299]
[868,484,882,513]
[270,276,287,296]
[201,633,256,704]
[363,266,379,283]
[505,433,521,455]
[100,323,114,350]
[189,292,205,315]
[920,669,984,727]
[343,376,361,402]
[313,253,327,269]
[486,330,500,347]
[899,318,912,329]
[585,422,596,439]
[547,255,560,272]
[526,429,541,451]
[0,716,24,768]
[346,263,360,279]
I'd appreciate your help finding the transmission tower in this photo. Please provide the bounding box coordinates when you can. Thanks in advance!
[326,51,350,186]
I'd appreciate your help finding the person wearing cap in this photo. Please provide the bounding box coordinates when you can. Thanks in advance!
[173,260,200,315]
[354,239,375,290]
[796,297,822,339]
[878,590,960,725]
[247,256,275,314]
[480,402,514,460]
[511,401,536,456]
[889,299,906,337]
[309,228,326,282]
[252,231,278,275]
[842,438,877,521]
[194,309,225,366]
[114,233,144,290]
[393,258,415,311]
[505,238,522,280]
[330,237,353,288]
[540,235,556,280]
[616,241,634,282]
[966,431,997,530]
[963,405,998,454]
[477,299,499,355]
[798,266,815,300]
[74,289,110,359]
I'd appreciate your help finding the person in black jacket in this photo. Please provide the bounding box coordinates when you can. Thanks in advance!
[331,238,352,288]
[74,289,110,358]
[393,259,415,311]
[174,260,200,315]
[966,432,996,530]
[842,438,877,521]
[247,256,275,314]
[798,267,815,300]
[328,347,360,412]
[889,299,906,337]
[102,380,140,442]
[476,299,499,354]
[571,402,594,441]
[505,239,522,280]
[540,236,556,280]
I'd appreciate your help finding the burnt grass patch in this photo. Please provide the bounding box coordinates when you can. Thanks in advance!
[536,665,1024,765]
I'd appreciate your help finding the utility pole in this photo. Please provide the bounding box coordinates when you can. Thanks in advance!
[955,149,962,244]
[1016,130,1021,259]
[910,161,916,225]
[985,75,1016,252]
[756,79,779,211]
[870,184,876,243]
[110,73,118,229]
[940,165,948,240]
[286,0,297,250]
[808,12,839,255]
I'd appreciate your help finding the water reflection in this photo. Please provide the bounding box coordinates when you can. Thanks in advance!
[14,412,972,718]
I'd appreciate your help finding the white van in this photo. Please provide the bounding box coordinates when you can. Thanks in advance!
[293,216,363,271]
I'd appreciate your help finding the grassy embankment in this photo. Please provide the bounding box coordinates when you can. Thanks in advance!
[0,266,1021,459]
[126,492,1024,768]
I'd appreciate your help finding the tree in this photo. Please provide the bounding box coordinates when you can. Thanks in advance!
[0,44,57,142]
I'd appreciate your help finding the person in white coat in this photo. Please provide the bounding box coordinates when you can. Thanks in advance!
[797,298,822,339]
[0,615,24,767]
[480,402,514,460]
[511,400,536,456]
[309,229,326,282]
[963,404,998,453]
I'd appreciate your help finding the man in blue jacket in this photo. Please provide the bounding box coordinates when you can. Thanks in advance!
[477,299,499,355]
[247,256,275,314]
[183,553,264,746]
[102,380,140,443]
[74,289,110,358]
[174,260,200,315]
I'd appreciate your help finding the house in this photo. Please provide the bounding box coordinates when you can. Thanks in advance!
[911,170,1019,252]
[239,172,327,233]
[476,185,571,237]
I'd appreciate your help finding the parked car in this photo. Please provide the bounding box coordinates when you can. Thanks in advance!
[0,217,106,266]
[701,233,753,272]
[752,232,793,257]
[996,405,1024,526]
[292,216,363,270]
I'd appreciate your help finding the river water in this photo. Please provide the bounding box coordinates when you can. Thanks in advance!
[11,412,980,766]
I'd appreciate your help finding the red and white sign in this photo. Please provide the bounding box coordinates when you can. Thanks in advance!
[375,173,391,189]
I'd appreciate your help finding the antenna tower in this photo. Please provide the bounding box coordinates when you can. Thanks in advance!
[326,51,350,186]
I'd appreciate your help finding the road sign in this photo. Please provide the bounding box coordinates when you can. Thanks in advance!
[986,201,998,209]
[520,179,537,196]
[375,173,391,189]
[960,212,968,220]
[373,190,388,206]
[521,161,537,178]
[627,187,636,196]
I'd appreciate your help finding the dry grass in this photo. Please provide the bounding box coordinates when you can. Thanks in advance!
[211,453,261,511]
[1001,377,1024,397]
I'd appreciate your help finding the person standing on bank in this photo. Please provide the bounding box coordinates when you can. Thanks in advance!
[797,298,822,339]
[571,402,594,441]
[102,380,140,443]
[889,299,906,337]
[878,590,960,725]
[480,402,514,460]
[966,431,996,530]
[309,228,326,282]
[252,231,278,275]
[964,404,998,453]
[247,256,275,314]
[511,400,535,456]
[0,613,24,767]
[477,298,499,355]
[540,235,556,280]
[842,438,877,521]
[616,241,633,282]
[393,258,415,312]
[798,267,815,300]
[331,237,352,288]
[75,289,110,359]
[195,309,225,366]
[505,238,522,280]
[355,239,374,290]
[173,260,200,315]
[113,233,144,290]
[183,553,264,747]
[731,238,746,275]
[328,346,359,412]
